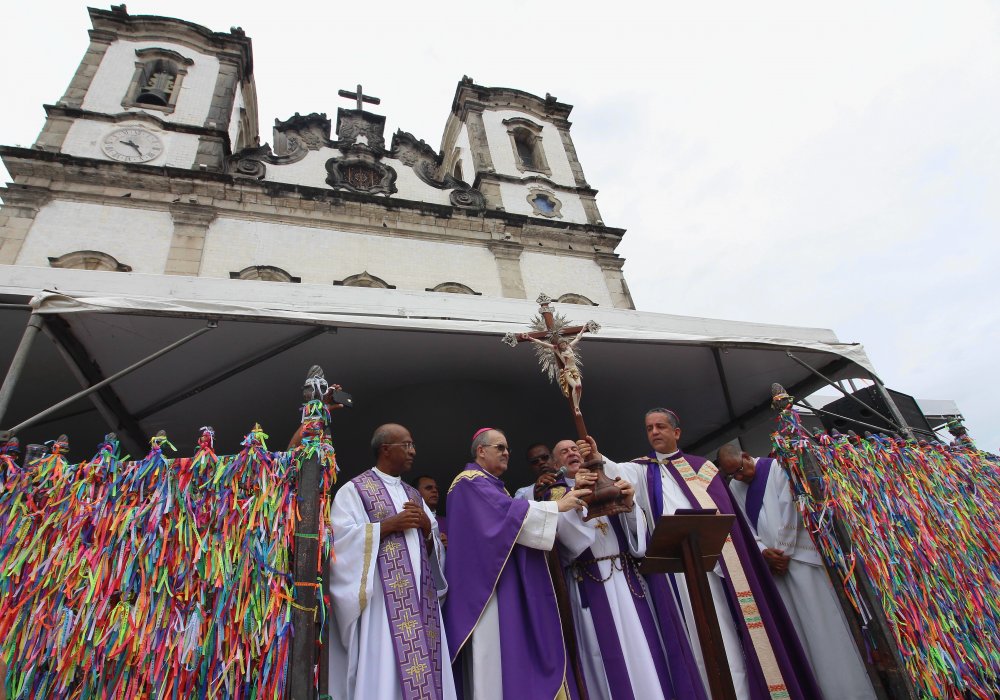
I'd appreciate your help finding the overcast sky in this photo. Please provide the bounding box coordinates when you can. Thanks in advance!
[3,1,998,450]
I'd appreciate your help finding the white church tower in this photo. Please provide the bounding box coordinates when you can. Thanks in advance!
[0,5,633,309]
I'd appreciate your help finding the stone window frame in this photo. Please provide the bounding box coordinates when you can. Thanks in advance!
[503,117,551,177]
[48,250,131,272]
[334,271,396,289]
[426,282,482,295]
[557,293,597,306]
[526,188,563,219]
[230,265,301,283]
[122,48,194,115]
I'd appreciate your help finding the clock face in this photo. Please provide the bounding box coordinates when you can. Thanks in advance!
[101,127,164,163]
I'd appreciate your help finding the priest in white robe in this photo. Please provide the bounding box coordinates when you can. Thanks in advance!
[548,438,690,700]
[327,423,456,700]
[717,444,877,700]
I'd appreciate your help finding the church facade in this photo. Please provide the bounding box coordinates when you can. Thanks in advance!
[0,5,633,309]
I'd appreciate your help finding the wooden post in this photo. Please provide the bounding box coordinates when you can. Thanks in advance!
[288,453,322,700]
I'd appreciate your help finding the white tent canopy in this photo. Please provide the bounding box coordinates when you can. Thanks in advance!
[0,267,876,489]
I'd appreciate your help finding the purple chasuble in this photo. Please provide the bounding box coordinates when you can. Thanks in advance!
[352,470,444,700]
[640,451,824,700]
[435,514,448,536]
[443,464,568,700]
[743,458,774,530]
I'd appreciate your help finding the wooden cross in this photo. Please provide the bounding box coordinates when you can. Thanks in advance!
[337,84,381,111]
[503,293,598,440]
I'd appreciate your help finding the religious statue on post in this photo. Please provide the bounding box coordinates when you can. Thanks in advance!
[503,294,628,520]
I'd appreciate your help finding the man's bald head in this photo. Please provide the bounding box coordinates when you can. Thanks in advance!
[551,439,584,476]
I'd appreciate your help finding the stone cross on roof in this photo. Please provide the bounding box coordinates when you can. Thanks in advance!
[337,84,381,112]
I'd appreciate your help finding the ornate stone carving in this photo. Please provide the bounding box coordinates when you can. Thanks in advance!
[390,130,485,211]
[273,112,331,156]
[335,109,387,152]
[325,156,397,195]
[450,188,486,209]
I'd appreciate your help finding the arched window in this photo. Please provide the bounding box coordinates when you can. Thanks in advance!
[334,271,395,289]
[503,118,551,176]
[557,293,597,306]
[453,159,464,181]
[230,265,300,282]
[426,282,481,295]
[48,250,131,272]
[123,48,193,114]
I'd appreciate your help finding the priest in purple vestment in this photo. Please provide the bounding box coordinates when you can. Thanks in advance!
[600,409,823,700]
[443,428,590,700]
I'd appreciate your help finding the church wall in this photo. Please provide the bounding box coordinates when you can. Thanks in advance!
[229,83,244,148]
[519,250,614,306]
[61,118,200,169]
[15,200,174,274]
[82,40,220,127]
[258,152,454,207]
[481,109,576,186]
[199,217,503,294]
[497,181,588,224]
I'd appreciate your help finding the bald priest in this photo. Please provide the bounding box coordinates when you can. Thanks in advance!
[443,428,589,700]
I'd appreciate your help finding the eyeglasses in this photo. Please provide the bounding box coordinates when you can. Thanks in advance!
[726,464,743,481]
[386,441,416,450]
[488,443,509,453]
[528,453,551,464]
[723,460,748,482]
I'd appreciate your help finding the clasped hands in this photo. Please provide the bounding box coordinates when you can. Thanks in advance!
[380,501,433,538]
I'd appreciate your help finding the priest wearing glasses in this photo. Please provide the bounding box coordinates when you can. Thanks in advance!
[444,428,589,700]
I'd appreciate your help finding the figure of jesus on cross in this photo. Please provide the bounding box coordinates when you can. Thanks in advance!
[503,294,599,435]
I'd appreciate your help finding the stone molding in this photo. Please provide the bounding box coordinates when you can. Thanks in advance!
[49,250,131,272]
[334,271,396,289]
[0,149,626,254]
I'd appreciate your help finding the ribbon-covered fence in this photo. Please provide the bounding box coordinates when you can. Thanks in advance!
[0,399,337,699]
[772,398,1000,699]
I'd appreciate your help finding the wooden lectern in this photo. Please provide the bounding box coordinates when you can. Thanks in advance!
[640,512,738,700]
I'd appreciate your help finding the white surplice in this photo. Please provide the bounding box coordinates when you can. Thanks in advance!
[326,467,457,700]
[729,459,877,700]
[461,500,561,700]
[557,483,669,700]
[605,455,751,700]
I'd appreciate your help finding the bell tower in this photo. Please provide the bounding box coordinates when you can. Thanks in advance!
[33,5,257,172]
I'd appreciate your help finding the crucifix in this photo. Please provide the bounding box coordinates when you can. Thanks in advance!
[337,83,381,112]
[503,293,628,521]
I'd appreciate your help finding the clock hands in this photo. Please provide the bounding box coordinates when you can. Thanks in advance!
[122,139,143,155]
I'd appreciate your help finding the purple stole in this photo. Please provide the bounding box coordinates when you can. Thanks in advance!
[443,463,568,700]
[352,470,444,700]
[572,516,676,700]
[744,458,774,529]
[640,452,823,700]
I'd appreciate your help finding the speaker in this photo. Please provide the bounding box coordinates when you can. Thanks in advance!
[817,386,935,440]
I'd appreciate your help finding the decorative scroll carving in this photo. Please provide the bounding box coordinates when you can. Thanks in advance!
[391,130,485,211]
[273,112,332,157]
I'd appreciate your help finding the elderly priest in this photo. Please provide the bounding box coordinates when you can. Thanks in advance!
[444,428,589,700]
[327,423,455,700]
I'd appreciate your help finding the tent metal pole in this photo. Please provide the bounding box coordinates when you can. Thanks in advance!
[133,326,327,420]
[868,374,917,440]
[795,401,894,435]
[3,320,216,440]
[0,314,44,426]
[784,352,903,432]
[687,356,854,454]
